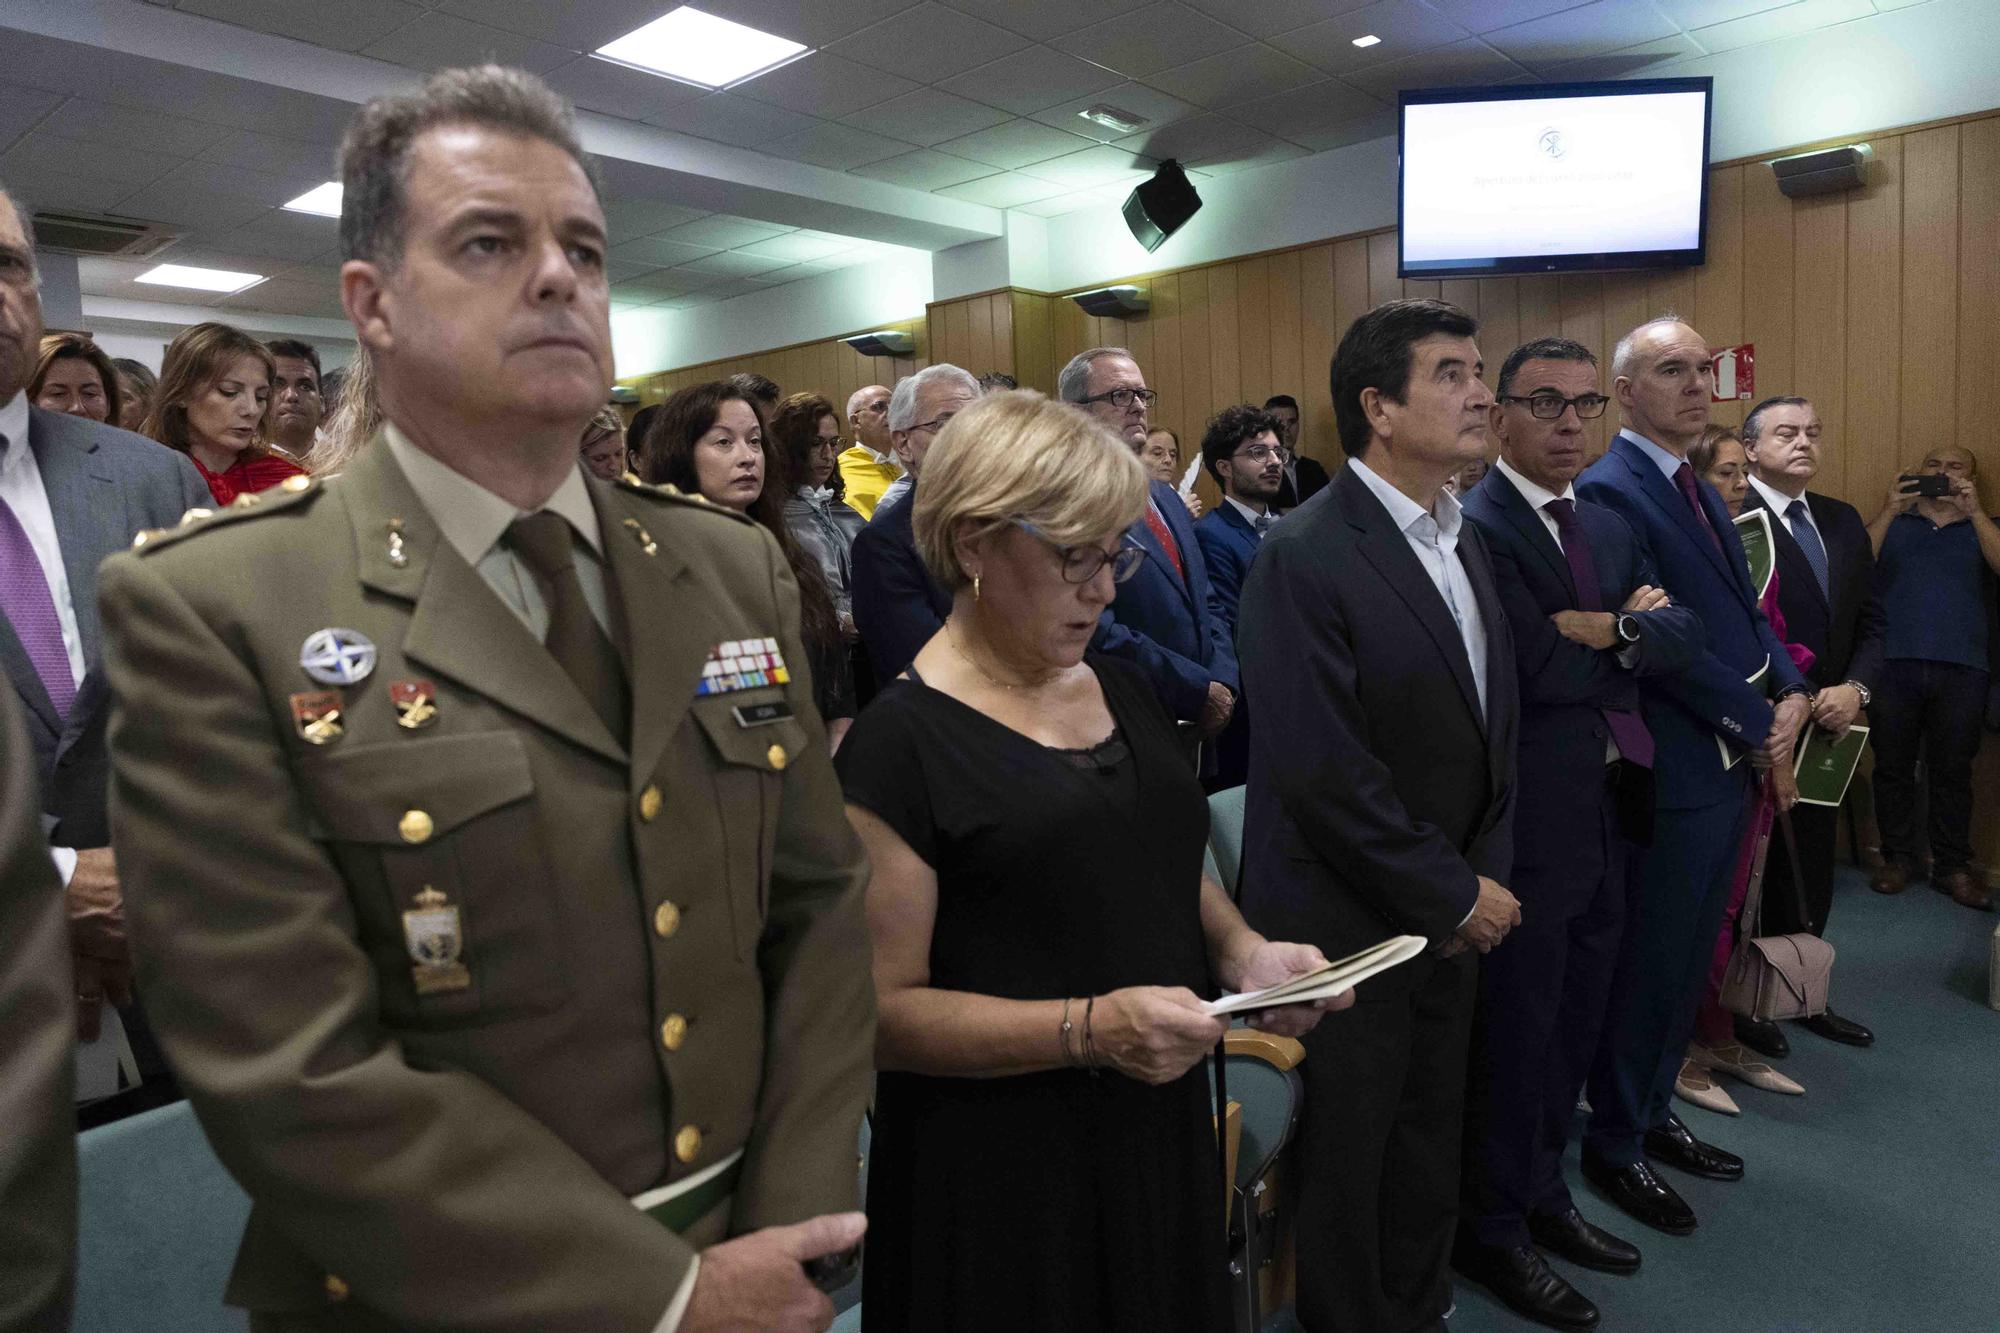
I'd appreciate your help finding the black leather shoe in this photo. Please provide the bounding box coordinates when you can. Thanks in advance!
[1529,1207,1642,1274]
[1799,1009,1875,1047]
[1581,1157,1696,1236]
[1454,1242,1600,1331]
[1644,1113,1744,1181]
[1734,1013,1789,1058]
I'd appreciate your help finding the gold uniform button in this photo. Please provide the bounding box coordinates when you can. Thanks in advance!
[638,784,663,822]
[675,1125,702,1163]
[653,901,681,938]
[325,1274,350,1303]
[398,809,434,844]
[660,1013,689,1051]
[766,743,787,770]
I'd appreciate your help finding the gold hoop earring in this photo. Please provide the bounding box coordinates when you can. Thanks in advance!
[973,574,982,603]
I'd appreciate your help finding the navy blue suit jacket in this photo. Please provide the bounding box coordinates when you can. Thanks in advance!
[1576,432,1805,809]
[1462,467,1704,884]
[850,494,950,683]
[1092,479,1239,722]
[1193,500,1264,634]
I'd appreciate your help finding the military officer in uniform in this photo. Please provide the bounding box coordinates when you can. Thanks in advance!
[100,66,872,1333]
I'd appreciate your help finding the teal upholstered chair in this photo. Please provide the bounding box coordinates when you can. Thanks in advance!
[1206,784,1249,897]
[76,1100,250,1332]
[1209,1030,1307,1333]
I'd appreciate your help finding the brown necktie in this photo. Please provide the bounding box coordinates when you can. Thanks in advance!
[505,511,628,744]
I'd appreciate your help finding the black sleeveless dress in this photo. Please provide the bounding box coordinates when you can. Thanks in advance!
[836,654,1228,1333]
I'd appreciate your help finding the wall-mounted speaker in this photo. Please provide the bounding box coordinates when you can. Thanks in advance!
[608,385,639,404]
[1122,159,1201,253]
[1770,143,1871,199]
[1070,285,1149,318]
[843,329,915,357]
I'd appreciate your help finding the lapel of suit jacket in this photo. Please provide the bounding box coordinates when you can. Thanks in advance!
[1611,434,1745,595]
[341,440,626,767]
[1746,486,1829,615]
[29,410,121,670]
[1134,485,1197,612]
[1486,469,1576,602]
[1214,497,1260,550]
[0,613,60,735]
[1338,468,1486,735]
[1458,521,1510,773]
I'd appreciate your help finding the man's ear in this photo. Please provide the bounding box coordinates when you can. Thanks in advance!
[1360,386,1393,444]
[341,259,394,356]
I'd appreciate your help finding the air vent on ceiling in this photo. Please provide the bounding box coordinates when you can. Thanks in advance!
[30,212,181,259]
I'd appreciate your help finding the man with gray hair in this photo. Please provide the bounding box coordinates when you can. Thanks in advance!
[850,363,977,679]
[836,383,898,519]
[99,66,872,1333]
[1060,347,1237,766]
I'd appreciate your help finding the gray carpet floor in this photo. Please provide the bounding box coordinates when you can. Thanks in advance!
[1446,866,2000,1333]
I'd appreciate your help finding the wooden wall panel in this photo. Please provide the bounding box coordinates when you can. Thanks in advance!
[1957,116,2000,477]
[1900,125,1958,479]
[1841,133,1902,503]
[621,317,922,410]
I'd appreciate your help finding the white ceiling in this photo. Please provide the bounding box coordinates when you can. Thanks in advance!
[0,0,1940,322]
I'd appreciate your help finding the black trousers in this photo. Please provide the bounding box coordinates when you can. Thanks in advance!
[1295,950,1476,1333]
[1871,658,1989,875]
[1760,801,1837,936]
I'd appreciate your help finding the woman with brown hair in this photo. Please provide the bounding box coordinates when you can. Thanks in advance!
[143,322,306,504]
[29,333,121,425]
[110,358,156,433]
[770,391,865,632]
[641,380,856,748]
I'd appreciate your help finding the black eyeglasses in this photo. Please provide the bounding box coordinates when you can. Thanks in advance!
[1015,520,1146,584]
[1077,387,1158,411]
[1499,392,1609,420]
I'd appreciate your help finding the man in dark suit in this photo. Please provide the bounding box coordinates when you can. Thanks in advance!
[1193,403,1285,790]
[850,363,973,680]
[1238,299,1521,1333]
[1575,317,1811,1237]
[1265,393,1329,509]
[0,185,208,1107]
[1459,337,1705,1330]
[1738,395,1884,1053]
[1061,348,1238,764]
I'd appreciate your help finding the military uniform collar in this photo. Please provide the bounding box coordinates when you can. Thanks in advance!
[383,421,603,566]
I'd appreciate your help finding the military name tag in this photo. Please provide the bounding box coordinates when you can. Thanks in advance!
[290,691,344,746]
[732,701,794,728]
[403,886,470,995]
[390,680,438,730]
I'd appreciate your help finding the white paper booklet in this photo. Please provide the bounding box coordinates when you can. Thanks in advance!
[1204,934,1430,1017]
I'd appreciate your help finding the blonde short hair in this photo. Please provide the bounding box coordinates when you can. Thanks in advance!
[913,389,1148,591]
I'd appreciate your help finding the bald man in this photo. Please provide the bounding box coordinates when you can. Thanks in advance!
[837,385,900,520]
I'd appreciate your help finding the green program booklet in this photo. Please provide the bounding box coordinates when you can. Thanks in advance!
[1793,723,1870,807]
[1734,507,1776,601]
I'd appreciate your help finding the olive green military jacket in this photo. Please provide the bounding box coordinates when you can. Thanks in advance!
[99,438,874,1330]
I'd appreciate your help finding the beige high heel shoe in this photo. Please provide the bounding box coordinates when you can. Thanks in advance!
[1673,1053,1740,1116]
[1701,1041,1805,1095]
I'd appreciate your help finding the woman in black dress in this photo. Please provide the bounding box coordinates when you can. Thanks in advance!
[837,390,1347,1332]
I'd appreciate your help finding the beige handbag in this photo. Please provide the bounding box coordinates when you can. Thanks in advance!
[1721,809,1835,1022]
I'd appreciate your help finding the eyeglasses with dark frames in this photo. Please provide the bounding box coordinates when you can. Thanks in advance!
[1077,387,1159,411]
[1498,392,1610,420]
[1014,520,1146,584]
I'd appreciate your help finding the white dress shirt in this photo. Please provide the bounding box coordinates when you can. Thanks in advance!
[1348,457,1489,718]
[875,472,913,514]
[1224,494,1274,534]
[1747,472,1824,552]
[1,391,88,883]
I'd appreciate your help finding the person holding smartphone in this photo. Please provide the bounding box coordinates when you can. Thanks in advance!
[1864,446,2000,908]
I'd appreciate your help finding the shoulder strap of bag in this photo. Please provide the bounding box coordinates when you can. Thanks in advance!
[1773,803,1815,934]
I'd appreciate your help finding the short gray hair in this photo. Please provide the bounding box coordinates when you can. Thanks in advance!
[0,185,38,277]
[888,363,980,432]
[1609,313,1689,382]
[338,64,602,267]
[1057,346,1133,404]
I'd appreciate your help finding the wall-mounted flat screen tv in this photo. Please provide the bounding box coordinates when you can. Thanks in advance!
[1399,77,1713,279]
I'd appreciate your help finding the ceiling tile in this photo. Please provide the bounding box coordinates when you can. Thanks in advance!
[112,178,275,231]
[1,134,180,194]
[177,0,429,53]
[1653,0,1801,28]
[733,52,920,120]
[0,84,63,151]
[625,266,724,296]
[1688,0,1875,55]
[1018,142,1157,188]
[930,171,1069,206]
[735,231,859,261]
[1186,135,1309,176]
[1145,42,1324,109]
[643,93,822,148]
[1423,0,1597,34]
[0,169,134,218]
[1288,107,1397,153]
[359,11,575,73]
[674,249,796,277]
[1180,0,1377,38]
[694,0,924,48]
[937,0,1153,44]
[826,4,1032,82]
[213,210,340,263]
[197,129,339,179]
[1057,3,1251,80]
[437,0,669,49]
[611,234,724,265]
[1029,81,1201,142]
[40,97,233,158]
[1227,78,1385,137]
[847,148,994,190]
[1342,37,1529,101]
[603,257,659,283]
[601,200,710,241]
[1484,0,1680,63]
[657,214,795,248]
[840,87,1013,147]
[1545,31,1706,78]
[932,118,1099,169]
[936,47,1124,117]
[1013,190,1099,217]
[759,120,913,170]
[1270,0,1469,74]
[539,58,712,124]
[1115,113,1267,163]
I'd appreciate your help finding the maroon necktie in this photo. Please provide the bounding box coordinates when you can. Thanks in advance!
[1672,462,1724,554]
[1143,503,1185,582]
[0,491,77,723]
[1544,497,1654,767]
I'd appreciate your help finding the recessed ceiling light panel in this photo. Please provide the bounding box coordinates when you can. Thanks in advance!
[283,182,343,217]
[136,263,266,294]
[1352,34,1382,48]
[1079,104,1147,134]
[594,5,809,90]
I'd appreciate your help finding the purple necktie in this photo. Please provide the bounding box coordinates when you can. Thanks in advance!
[1545,497,1654,767]
[0,489,77,722]
[1672,461,1724,554]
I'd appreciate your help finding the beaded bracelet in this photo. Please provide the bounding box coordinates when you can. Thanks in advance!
[1059,996,1077,1067]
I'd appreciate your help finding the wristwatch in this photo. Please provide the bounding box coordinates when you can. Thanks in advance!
[1615,613,1642,645]
[1844,678,1873,707]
